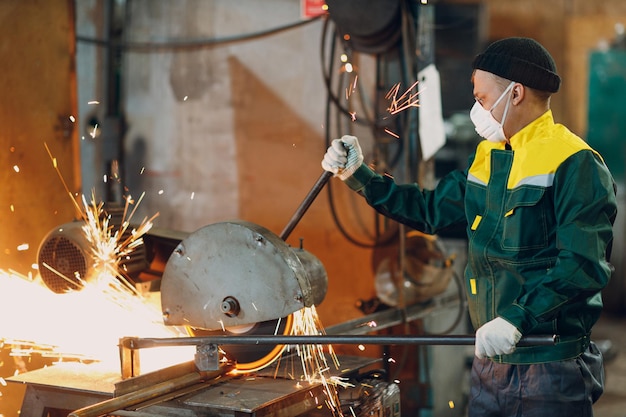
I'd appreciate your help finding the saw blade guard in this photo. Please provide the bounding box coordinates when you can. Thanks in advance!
[161,220,328,330]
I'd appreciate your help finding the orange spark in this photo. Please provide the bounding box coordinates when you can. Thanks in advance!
[386,80,421,115]
[0,146,184,374]
[384,128,400,139]
[345,74,358,100]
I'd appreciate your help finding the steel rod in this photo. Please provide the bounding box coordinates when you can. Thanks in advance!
[280,170,333,240]
[68,364,233,417]
[121,334,556,349]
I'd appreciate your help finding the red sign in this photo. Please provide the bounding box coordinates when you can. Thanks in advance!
[301,0,327,19]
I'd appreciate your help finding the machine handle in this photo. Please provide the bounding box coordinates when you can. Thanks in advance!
[280,170,334,240]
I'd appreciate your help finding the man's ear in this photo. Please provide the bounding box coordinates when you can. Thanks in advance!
[512,83,525,105]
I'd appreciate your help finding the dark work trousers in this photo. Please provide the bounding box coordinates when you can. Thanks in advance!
[468,342,604,417]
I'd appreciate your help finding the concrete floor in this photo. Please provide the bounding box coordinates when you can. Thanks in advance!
[591,312,626,417]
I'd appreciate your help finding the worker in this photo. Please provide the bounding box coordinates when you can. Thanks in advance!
[321,37,617,416]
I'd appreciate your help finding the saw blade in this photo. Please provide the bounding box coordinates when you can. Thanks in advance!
[186,314,294,373]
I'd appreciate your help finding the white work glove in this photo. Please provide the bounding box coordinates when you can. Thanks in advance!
[321,135,364,181]
[475,317,522,359]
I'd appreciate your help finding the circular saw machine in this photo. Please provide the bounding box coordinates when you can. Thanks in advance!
[160,220,328,372]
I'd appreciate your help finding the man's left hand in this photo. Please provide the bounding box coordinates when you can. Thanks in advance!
[475,317,522,358]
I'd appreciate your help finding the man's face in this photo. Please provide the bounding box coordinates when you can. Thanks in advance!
[472,69,510,124]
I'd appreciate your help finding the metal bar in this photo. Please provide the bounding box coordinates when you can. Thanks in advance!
[68,364,233,417]
[280,171,333,240]
[115,361,198,396]
[121,334,556,349]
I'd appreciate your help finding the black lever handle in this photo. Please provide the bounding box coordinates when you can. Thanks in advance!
[280,170,334,241]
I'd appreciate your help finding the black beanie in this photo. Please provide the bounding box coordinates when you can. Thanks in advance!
[472,37,561,93]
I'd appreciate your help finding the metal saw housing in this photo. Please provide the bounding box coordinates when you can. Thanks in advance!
[160,220,328,330]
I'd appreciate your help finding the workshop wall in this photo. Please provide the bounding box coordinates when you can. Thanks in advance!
[0,0,80,274]
[0,0,80,413]
[478,0,626,137]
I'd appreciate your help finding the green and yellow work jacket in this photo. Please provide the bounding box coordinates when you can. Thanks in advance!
[344,110,617,364]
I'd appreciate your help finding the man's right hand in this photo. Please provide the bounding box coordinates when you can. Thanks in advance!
[321,135,363,180]
[475,317,522,359]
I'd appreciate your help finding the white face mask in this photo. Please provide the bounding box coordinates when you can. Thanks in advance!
[470,81,515,143]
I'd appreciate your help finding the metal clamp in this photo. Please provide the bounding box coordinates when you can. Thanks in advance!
[195,343,220,371]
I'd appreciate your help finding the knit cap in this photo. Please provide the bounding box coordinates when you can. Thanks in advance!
[472,37,561,93]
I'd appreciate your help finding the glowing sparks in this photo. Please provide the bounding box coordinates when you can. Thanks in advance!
[69,115,76,122]
[344,74,359,123]
[0,188,187,373]
[274,317,283,335]
[16,243,29,251]
[45,143,78,217]
[88,100,100,105]
[79,190,158,296]
[449,400,455,409]
[90,123,99,138]
[345,74,358,100]
[386,81,421,115]
[0,270,189,370]
[13,165,19,173]
[0,145,187,373]
[124,194,135,205]
[384,128,400,139]
[286,305,350,416]
[290,306,340,378]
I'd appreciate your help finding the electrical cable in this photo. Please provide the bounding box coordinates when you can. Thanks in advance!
[76,14,323,51]
[322,20,381,249]
[400,0,420,181]
[322,6,467,340]
[320,17,376,128]
[320,13,378,247]
[320,2,424,249]
[322,1,467,332]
